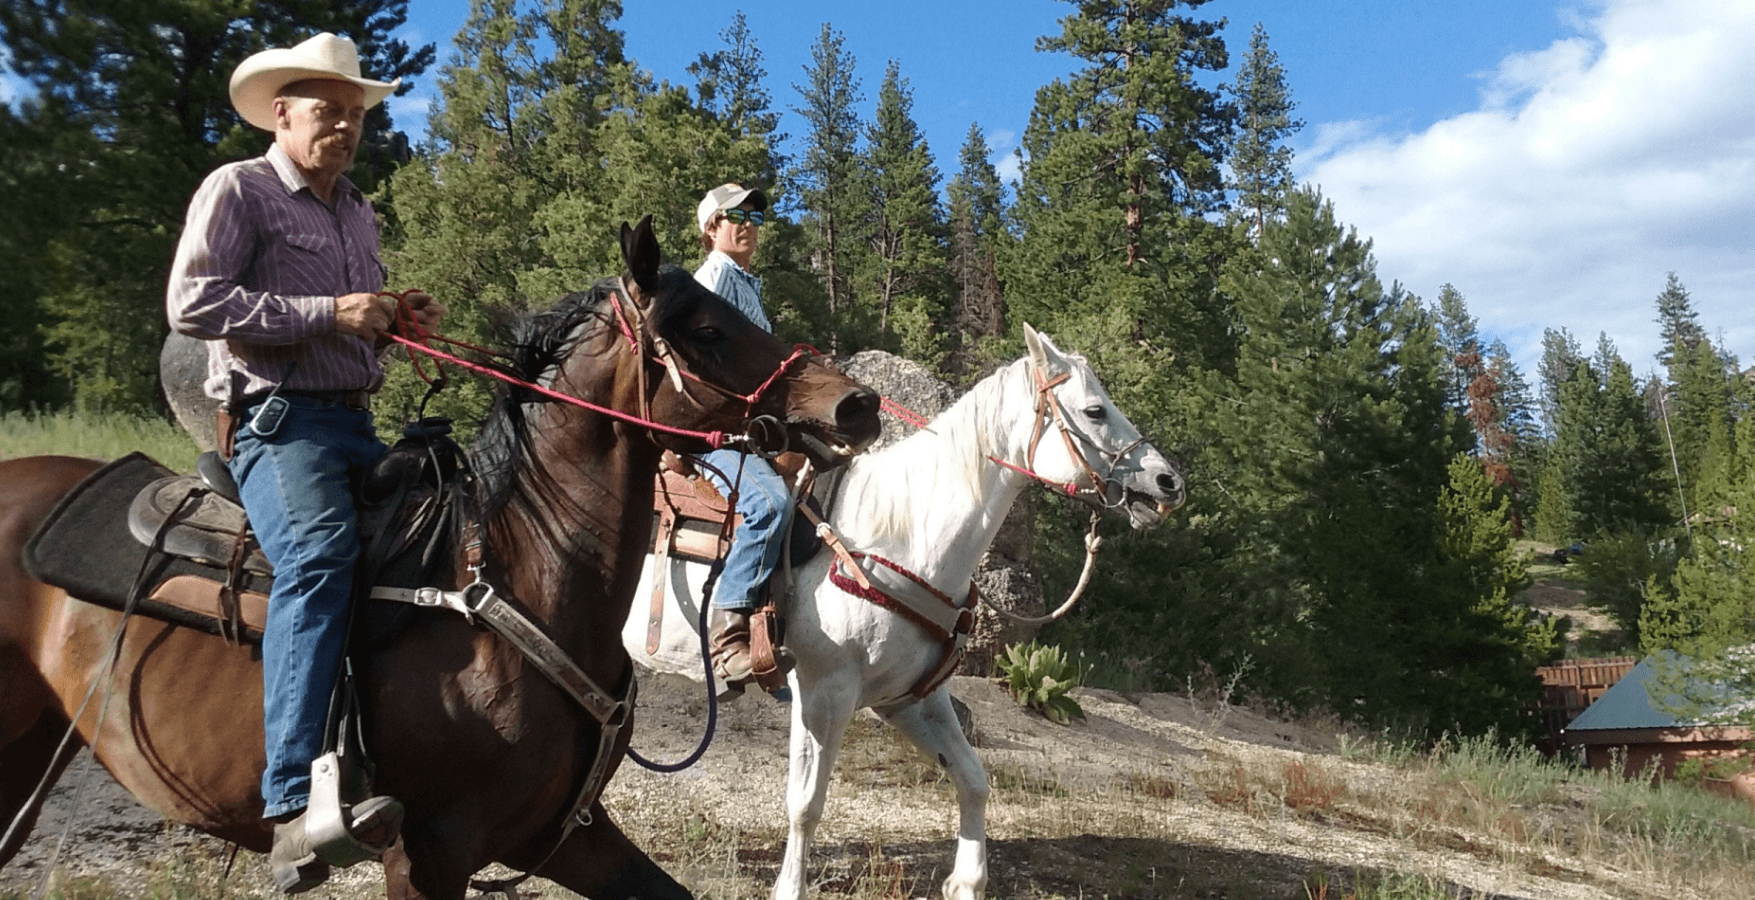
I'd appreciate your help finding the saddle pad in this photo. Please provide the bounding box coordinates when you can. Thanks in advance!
[22,452,274,639]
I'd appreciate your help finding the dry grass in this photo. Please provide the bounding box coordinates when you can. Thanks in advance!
[10,682,1755,900]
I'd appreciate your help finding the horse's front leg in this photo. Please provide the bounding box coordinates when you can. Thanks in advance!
[875,688,988,900]
[775,670,859,900]
[502,802,690,900]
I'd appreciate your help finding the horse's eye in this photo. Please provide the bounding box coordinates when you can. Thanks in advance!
[1083,405,1107,421]
[693,325,723,343]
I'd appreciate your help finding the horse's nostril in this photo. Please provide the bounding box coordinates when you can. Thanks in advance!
[837,390,880,434]
[1157,472,1184,497]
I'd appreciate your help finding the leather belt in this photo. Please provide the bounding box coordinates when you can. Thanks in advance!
[244,389,372,411]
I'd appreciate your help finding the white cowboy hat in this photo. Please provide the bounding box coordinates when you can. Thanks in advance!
[229,33,400,132]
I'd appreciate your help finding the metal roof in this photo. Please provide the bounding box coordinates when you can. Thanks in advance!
[1564,651,1744,732]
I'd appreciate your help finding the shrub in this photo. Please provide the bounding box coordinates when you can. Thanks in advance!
[996,640,1084,725]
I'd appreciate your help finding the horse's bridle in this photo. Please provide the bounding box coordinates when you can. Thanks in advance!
[1016,362,1153,511]
[606,278,816,456]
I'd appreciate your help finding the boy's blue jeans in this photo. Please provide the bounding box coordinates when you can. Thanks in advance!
[696,449,790,611]
[228,395,386,818]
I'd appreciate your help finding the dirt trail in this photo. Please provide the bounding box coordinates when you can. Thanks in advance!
[5,671,1664,900]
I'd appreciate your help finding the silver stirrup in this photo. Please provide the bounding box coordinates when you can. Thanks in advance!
[305,752,398,865]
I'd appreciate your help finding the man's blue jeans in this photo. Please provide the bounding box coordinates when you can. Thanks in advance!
[696,449,790,611]
[228,395,386,818]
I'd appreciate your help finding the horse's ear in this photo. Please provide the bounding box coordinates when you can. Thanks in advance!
[620,215,662,290]
[1023,323,1059,375]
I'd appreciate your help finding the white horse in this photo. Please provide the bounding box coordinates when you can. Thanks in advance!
[622,325,1185,900]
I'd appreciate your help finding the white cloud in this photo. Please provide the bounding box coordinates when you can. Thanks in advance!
[1300,0,1755,378]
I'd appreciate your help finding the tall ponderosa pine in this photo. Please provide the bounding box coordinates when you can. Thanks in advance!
[1006,0,1236,388]
[1227,22,1301,242]
[0,0,431,410]
[787,23,869,353]
[856,61,948,366]
[946,123,1008,378]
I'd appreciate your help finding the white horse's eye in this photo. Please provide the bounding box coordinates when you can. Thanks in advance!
[1083,405,1107,421]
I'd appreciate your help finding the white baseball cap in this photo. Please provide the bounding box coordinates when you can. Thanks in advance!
[696,183,770,233]
[230,33,400,132]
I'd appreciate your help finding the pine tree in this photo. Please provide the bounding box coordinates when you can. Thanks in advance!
[1227,22,1302,242]
[1552,342,1671,538]
[1196,186,1513,731]
[945,123,1008,378]
[787,23,870,353]
[1532,328,1584,541]
[1536,327,1582,438]
[1436,452,1559,735]
[1487,338,1540,532]
[856,61,949,366]
[382,0,625,424]
[1654,271,1705,376]
[1433,284,1481,415]
[1657,334,1736,517]
[0,0,432,410]
[1640,383,1755,725]
[689,11,786,182]
[1005,0,1237,410]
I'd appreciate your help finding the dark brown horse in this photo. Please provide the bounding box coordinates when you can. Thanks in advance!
[0,218,882,899]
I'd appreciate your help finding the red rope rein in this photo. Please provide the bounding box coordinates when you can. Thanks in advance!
[375,290,730,449]
[878,382,1087,498]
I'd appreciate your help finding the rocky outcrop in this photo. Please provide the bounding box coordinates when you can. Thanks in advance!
[161,332,219,452]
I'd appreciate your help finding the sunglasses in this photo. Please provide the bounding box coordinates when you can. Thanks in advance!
[720,208,765,226]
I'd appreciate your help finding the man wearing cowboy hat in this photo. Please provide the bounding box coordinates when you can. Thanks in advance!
[165,32,443,894]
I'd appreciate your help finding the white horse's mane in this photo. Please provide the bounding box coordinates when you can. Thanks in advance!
[835,355,1042,545]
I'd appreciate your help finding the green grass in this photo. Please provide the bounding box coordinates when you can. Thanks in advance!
[0,408,200,472]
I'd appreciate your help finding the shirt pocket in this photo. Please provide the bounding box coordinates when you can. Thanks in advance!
[285,233,329,254]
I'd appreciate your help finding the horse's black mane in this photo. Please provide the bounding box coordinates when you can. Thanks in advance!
[470,265,700,518]
[470,277,613,516]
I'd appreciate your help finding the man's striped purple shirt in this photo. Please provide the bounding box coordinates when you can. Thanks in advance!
[166,143,388,401]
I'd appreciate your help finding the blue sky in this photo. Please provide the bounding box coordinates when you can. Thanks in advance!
[6,1,1746,379]
[385,0,1751,380]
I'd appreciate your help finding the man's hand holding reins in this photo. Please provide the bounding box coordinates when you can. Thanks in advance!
[336,291,396,340]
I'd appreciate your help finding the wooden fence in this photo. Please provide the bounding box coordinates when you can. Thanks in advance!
[1534,656,1638,752]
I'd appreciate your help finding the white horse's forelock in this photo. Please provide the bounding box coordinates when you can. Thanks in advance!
[838,356,1031,545]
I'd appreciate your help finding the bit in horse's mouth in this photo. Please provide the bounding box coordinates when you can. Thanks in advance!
[792,429,858,467]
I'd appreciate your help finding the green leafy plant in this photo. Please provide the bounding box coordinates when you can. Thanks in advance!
[997,640,1085,725]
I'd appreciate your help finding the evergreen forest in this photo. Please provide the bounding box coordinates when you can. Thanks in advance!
[4,0,1750,741]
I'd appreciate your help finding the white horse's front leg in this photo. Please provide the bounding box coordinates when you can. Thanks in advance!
[774,672,859,900]
[876,688,988,900]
